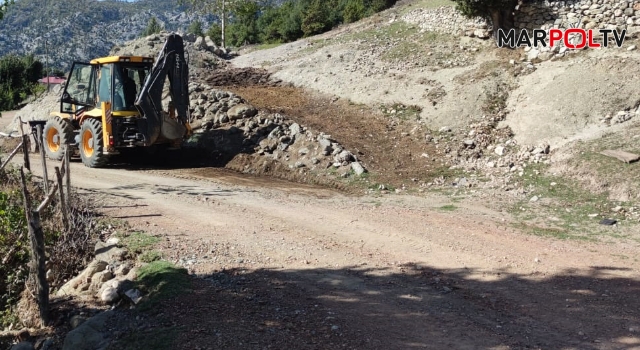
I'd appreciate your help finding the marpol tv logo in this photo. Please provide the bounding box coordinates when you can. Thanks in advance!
[496,21,627,49]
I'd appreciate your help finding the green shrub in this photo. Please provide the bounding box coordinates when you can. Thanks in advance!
[187,20,204,37]
[343,0,366,23]
[206,22,222,45]
[0,185,29,317]
[141,16,163,37]
[0,54,42,110]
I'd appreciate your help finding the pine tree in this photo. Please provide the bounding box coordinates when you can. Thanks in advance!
[301,0,329,37]
[142,16,163,37]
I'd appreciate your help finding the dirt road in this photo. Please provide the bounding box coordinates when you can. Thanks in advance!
[12,152,639,349]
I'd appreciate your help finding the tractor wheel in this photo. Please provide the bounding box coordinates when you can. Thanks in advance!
[43,117,73,160]
[79,118,108,168]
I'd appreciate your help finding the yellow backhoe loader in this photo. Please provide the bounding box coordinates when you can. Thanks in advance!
[29,33,192,167]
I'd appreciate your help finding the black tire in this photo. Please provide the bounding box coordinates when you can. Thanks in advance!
[79,118,109,168]
[43,117,74,160]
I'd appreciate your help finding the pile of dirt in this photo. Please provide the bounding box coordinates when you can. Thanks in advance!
[205,67,281,87]
[209,65,544,193]
[185,81,369,189]
[222,84,443,190]
[110,31,230,73]
[2,87,63,135]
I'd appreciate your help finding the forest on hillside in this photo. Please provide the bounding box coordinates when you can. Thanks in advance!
[188,0,398,47]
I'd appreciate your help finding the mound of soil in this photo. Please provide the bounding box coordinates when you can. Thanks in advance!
[206,67,281,88]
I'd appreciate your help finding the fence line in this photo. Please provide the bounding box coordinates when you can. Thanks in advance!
[2,119,74,328]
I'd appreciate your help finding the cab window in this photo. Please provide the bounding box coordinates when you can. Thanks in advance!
[113,65,149,111]
[98,65,112,104]
[61,62,95,110]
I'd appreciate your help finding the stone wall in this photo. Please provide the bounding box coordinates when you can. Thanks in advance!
[401,0,640,41]
[401,7,492,38]
[515,0,640,32]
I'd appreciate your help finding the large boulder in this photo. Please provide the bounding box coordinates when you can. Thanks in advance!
[56,260,108,297]
[204,36,218,51]
[62,311,113,350]
[94,240,126,264]
[334,150,355,163]
[194,36,206,50]
[227,103,258,121]
[351,162,367,175]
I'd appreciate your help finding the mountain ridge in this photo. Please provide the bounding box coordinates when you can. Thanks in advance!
[0,0,213,70]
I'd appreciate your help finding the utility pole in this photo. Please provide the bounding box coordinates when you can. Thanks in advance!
[40,0,50,91]
[221,0,226,49]
[44,39,49,91]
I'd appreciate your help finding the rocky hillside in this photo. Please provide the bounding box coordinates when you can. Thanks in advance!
[229,0,640,209]
[0,0,213,70]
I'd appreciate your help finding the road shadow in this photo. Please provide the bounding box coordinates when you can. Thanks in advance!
[101,124,277,171]
[152,264,640,349]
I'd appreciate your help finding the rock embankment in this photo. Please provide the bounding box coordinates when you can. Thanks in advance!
[185,82,368,178]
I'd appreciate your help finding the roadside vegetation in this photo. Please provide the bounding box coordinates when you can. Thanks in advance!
[105,230,189,349]
[0,162,101,334]
[509,161,639,241]
[0,54,45,111]
[114,229,190,310]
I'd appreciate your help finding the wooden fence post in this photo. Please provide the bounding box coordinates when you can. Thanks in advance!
[65,145,71,204]
[19,167,49,327]
[18,117,30,171]
[28,210,49,327]
[22,135,30,171]
[18,117,31,171]
[55,166,69,232]
[11,135,74,328]
[36,124,49,194]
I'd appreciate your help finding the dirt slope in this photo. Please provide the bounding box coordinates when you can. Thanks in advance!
[503,51,640,147]
[231,6,640,149]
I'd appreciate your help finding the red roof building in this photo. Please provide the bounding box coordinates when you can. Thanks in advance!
[38,76,67,85]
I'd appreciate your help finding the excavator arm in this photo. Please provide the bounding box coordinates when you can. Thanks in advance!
[134,33,190,146]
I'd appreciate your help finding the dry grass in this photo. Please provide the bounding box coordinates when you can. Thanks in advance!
[551,122,640,203]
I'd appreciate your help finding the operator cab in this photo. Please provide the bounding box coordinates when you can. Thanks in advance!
[60,56,154,115]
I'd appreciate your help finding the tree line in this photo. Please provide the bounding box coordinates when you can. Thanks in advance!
[176,0,398,48]
[172,0,522,47]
